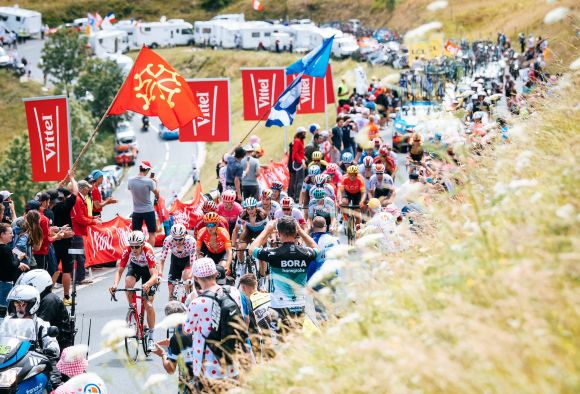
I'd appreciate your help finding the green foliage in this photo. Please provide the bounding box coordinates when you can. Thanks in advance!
[74,58,125,133]
[40,29,88,95]
[200,0,234,11]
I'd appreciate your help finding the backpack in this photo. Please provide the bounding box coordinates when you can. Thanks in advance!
[200,285,249,364]
[287,142,294,172]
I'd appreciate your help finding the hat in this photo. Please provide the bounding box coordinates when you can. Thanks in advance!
[244,144,255,152]
[37,192,50,202]
[90,170,104,180]
[77,180,91,190]
[192,257,218,278]
[342,104,351,112]
[57,345,89,378]
[311,216,327,231]
[296,126,307,133]
[319,130,329,138]
[25,200,41,212]
[140,161,152,170]
[0,191,12,200]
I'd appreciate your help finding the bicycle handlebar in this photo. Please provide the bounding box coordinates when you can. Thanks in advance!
[110,287,145,302]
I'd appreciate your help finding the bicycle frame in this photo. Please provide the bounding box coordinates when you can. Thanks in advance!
[112,288,148,340]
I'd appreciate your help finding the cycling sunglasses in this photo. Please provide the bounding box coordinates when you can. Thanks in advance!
[130,245,142,249]
[206,223,217,228]
[174,237,184,242]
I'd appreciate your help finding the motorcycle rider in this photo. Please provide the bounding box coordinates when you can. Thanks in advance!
[16,269,73,351]
[142,116,149,131]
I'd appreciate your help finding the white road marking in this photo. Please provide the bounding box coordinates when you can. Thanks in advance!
[88,341,123,361]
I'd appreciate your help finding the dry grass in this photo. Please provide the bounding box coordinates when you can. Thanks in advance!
[240,70,580,392]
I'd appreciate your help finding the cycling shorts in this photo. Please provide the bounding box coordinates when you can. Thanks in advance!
[239,228,261,245]
[200,244,226,264]
[126,264,157,296]
[374,188,393,199]
[168,255,191,282]
[342,191,362,206]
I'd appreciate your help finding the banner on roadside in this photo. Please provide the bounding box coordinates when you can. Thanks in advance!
[444,40,460,57]
[179,79,231,142]
[285,64,335,113]
[257,158,290,191]
[23,96,72,182]
[407,33,444,65]
[169,183,204,229]
[84,215,132,267]
[241,68,286,120]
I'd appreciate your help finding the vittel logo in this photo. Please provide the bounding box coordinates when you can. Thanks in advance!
[257,79,270,109]
[193,85,218,136]
[249,71,277,116]
[300,78,311,105]
[33,108,61,173]
[281,260,307,268]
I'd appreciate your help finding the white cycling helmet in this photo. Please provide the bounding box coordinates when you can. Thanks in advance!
[170,223,187,239]
[7,285,40,316]
[127,230,146,246]
[16,269,53,294]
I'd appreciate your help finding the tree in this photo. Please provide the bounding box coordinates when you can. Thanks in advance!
[201,0,233,11]
[40,29,88,96]
[74,58,125,132]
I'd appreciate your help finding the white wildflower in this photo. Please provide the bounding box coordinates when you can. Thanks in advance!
[155,313,186,330]
[339,312,361,326]
[544,7,569,24]
[508,179,538,190]
[494,182,507,197]
[143,373,168,389]
[62,345,88,362]
[555,203,575,219]
[530,192,543,203]
[100,320,128,336]
[515,150,533,173]
[326,244,352,259]
[355,233,384,248]
[404,22,442,41]
[570,57,580,70]
[426,1,448,11]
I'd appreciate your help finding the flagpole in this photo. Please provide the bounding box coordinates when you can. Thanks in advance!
[71,46,146,172]
[239,107,271,144]
[324,73,329,131]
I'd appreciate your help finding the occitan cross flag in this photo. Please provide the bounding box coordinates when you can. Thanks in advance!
[108,46,202,130]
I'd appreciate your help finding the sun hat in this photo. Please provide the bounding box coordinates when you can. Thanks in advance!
[57,345,89,378]
[192,257,218,278]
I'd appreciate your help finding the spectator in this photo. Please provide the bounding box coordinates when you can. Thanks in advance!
[35,193,58,271]
[305,128,323,165]
[341,115,356,155]
[13,209,43,273]
[71,180,101,287]
[331,116,344,160]
[288,128,307,202]
[0,223,18,316]
[241,144,261,200]
[226,146,246,203]
[90,170,117,218]
[0,190,16,224]
[128,161,159,246]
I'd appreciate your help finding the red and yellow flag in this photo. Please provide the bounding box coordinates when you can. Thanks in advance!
[108,47,202,130]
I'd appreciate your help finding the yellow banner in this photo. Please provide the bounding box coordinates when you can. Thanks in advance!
[407,34,444,65]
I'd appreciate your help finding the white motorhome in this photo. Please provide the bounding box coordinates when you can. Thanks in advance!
[319,27,359,58]
[211,13,245,23]
[115,19,194,49]
[193,21,214,46]
[88,29,129,56]
[288,25,323,52]
[209,21,242,49]
[269,31,292,51]
[0,6,41,38]
[238,21,280,50]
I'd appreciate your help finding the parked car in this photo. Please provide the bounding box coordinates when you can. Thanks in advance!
[114,143,138,166]
[0,47,12,68]
[115,121,137,146]
[102,165,123,186]
[158,123,179,140]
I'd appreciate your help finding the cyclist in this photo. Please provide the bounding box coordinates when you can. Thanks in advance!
[258,189,281,221]
[358,155,376,200]
[274,197,307,229]
[194,200,228,235]
[216,190,243,237]
[196,212,233,279]
[232,197,269,250]
[158,223,196,301]
[310,174,336,201]
[339,151,355,174]
[339,165,366,225]
[408,132,425,163]
[324,163,342,186]
[270,180,288,204]
[308,188,337,233]
[110,230,159,351]
[308,151,327,172]
[373,145,397,176]
[299,165,321,217]
[369,163,395,204]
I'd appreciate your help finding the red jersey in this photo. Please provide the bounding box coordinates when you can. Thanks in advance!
[91,185,103,215]
[120,243,156,269]
[196,227,231,254]
[340,175,366,194]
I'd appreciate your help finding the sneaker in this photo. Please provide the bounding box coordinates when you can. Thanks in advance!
[53,283,62,289]
[79,279,93,284]
[63,297,72,307]
[147,333,156,352]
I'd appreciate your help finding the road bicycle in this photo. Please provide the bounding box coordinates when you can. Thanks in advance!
[111,286,157,362]
[164,278,192,303]
[232,248,257,286]
[340,202,361,245]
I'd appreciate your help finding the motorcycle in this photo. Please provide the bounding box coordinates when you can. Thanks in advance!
[0,318,58,394]
[141,116,149,132]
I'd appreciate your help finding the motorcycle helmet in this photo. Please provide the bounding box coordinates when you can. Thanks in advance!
[170,223,187,239]
[16,269,53,295]
[7,285,40,317]
[127,231,145,246]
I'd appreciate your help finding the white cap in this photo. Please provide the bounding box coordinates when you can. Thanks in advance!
[0,190,12,200]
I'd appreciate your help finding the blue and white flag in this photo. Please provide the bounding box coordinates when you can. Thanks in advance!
[265,73,303,128]
[286,36,334,78]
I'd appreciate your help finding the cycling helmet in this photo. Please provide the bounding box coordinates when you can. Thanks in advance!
[170,223,187,239]
[308,165,321,176]
[271,180,284,191]
[312,188,326,200]
[261,189,273,200]
[347,165,359,175]
[7,285,40,316]
[374,163,385,174]
[363,156,374,168]
[325,165,337,175]
[221,190,236,203]
[379,145,389,156]
[312,151,323,161]
[203,212,220,224]
[341,152,353,163]
[243,197,258,209]
[368,198,381,210]
[202,200,217,213]
[281,196,293,209]
[16,269,53,294]
[309,123,320,134]
[314,174,327,185]
[127,231,145,246]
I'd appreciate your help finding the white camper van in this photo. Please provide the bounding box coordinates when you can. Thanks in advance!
[0,6,41,38]
[288,25,323,53]
[319,27,358,58]
[211,13,245,23]
[238,21,277,50]
[88,29,129,57]
[209,20,242,49]
[193,21,214,46]
[115,19,193,49]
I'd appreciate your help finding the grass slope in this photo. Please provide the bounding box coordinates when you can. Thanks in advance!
[242,70,580,393]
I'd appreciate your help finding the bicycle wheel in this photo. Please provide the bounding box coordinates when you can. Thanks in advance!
[142,326,152,358]
[124,309,140,363]
[347,215,356,245]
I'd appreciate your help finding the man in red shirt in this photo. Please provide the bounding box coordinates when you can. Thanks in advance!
[71,180,102,288]
[90,170,117,218]
[35,193,66,273]
[288,127,307,201]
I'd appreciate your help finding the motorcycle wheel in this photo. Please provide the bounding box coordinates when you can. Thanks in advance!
[124,309,140,363]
